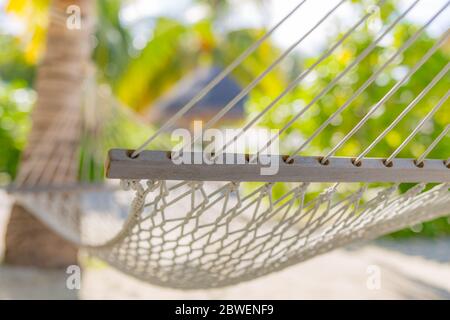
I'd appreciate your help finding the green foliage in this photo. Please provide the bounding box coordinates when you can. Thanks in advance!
[0,80,32,183]
[387,217,450,238]
[0,35,35,182]
[94,0,134,84]
[114,17,287,113]
[0,36,35,85]
[217,28,291,98]
[116,18,195,112]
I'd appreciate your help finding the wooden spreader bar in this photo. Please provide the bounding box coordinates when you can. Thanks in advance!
[106,149,450,183]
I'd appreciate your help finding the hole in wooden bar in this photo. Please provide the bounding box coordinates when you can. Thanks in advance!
[383,159,393,167]
[282,155,294,164]
[414,160,424,168]
[318,157,330,166]
[445,160,450,169]
[351,158,362,167]
[127,149,139,159]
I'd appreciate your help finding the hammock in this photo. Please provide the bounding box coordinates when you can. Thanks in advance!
[9,0,450,289]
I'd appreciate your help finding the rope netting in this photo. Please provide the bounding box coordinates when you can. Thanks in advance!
[91,181,448,289]
[8,0,450,289]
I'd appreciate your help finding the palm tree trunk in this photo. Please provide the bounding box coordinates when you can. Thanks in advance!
[4,0,94,268]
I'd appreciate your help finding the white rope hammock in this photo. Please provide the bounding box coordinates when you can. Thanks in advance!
[9,0,450,289]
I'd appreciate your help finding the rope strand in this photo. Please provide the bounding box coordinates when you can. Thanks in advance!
[354,62,450,163]
[385,90,450,164]
[322,28,450,163]
[172,0,349,161]
[131,0,308,158]
[415,125,449,165]
[209,1,382,162]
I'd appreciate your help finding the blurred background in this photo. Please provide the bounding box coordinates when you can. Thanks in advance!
[0,0,449,299]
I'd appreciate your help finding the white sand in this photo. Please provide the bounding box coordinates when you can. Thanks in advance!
[0,190,449,299]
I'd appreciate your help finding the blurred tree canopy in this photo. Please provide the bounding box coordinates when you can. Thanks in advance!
[0,0,448,236]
